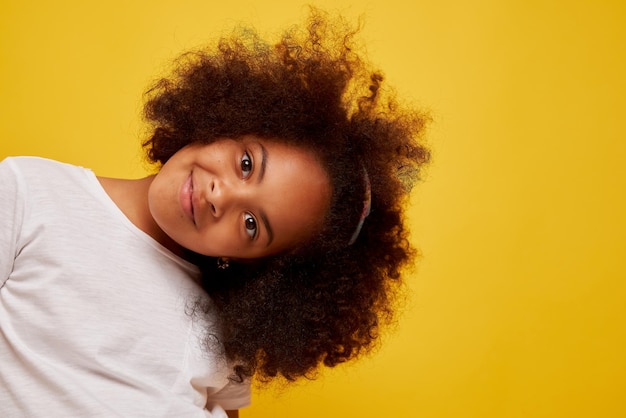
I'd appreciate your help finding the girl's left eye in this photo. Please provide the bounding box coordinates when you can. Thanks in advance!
[241,152,253,178]
[243,213,258,239]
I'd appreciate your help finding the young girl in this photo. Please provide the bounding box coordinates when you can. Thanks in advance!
[0,10,429,418]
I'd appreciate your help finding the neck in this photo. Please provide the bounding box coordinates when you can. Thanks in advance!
[97,176,186,257]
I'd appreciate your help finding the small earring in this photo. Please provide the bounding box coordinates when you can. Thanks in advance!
[217,257,230,270]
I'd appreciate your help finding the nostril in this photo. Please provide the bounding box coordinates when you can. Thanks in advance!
[210,203,217,215]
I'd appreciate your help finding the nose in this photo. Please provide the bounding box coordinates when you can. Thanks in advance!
[206,176,241,218]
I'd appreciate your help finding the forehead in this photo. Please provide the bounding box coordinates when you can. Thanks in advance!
[252,137,331,254]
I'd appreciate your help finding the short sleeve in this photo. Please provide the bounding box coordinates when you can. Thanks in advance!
[0,158,25,287]
[206,380,251,412]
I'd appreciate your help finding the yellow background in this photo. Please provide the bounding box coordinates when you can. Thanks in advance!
[1,1,625,417]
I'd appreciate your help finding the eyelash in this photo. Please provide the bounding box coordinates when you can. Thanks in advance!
[244,213,258,239]
[241,151,253,179]
[241,151,257,239]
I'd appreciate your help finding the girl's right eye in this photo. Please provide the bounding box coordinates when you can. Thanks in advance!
[241,152,253,178]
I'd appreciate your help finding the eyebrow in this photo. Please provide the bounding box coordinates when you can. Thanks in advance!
[257,143,267,183]
[260,211,274,247]
[256,143,273,246]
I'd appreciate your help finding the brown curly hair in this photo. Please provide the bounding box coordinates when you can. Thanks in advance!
[142,8,430,383]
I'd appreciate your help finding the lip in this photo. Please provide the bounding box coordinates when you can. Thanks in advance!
[180,174,195,224]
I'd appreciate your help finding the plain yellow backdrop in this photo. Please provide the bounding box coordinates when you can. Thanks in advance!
[1,1,625,417]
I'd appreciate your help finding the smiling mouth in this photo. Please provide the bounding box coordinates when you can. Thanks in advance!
[181,174,196,225]
[190,178,195,224]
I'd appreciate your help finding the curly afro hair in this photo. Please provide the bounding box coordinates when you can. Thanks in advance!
[142,8,430,383]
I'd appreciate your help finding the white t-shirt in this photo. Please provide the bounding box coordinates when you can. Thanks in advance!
[0,157,250,417]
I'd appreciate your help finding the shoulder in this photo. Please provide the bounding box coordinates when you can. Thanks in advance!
[1,156,83,174]
[1,156,93,189]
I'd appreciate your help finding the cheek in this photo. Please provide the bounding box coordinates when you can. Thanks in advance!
[148,181,185,240]
[189,223,243,257]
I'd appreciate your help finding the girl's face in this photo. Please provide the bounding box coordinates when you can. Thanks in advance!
[148,136,331,260]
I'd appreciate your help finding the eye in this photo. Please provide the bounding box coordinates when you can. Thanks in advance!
[243,212,258,239]
[241,151,253,178]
